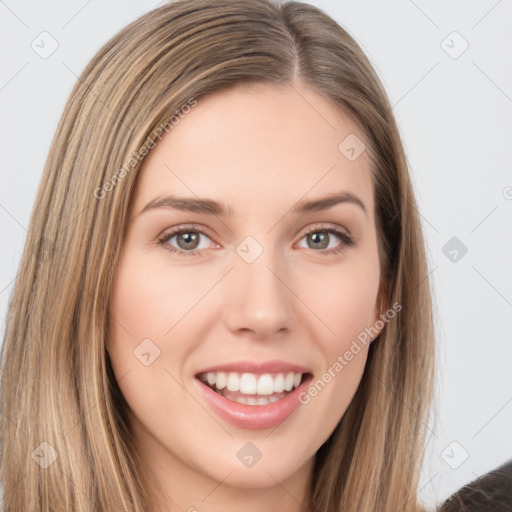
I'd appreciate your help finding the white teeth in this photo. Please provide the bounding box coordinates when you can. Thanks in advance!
[256,374,274,395]
[200,371,304,395]
[216,372,226,389]
[273,373,285,392]
[284,372,294,391]
[230,395,282,406]
[226,373,239,391]
[239,373,257,394]
[233,396,273,406]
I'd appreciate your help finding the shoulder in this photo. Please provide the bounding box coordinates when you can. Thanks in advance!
[438,458,512,511]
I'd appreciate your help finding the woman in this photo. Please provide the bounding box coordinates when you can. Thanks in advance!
[0,0,435,510]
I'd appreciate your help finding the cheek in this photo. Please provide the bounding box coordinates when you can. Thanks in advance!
[294,261,379,441]
[328,277,379,347]
[106,250,222,403]
[108,252,216,346]
[106,255,206,437]
[106,254,173,380]
[298,254,380,354]
[292,242,380,420]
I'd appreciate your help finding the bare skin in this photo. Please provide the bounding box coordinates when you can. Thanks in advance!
[107,80,384,512]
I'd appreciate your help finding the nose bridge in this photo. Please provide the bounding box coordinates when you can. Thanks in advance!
[223,234,295,337]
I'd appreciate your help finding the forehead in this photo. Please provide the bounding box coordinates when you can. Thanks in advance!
[130,82,374,220]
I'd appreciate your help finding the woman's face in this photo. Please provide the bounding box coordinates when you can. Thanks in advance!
[107,81,383,501]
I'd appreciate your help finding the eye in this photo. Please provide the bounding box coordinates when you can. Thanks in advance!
[158,226,216,257]
[157,223,354,258]
[296,225,354,255]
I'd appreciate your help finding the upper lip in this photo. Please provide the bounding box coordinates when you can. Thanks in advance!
[195,360,312,376]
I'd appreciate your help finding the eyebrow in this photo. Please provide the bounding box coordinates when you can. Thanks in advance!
[140,192,367,217]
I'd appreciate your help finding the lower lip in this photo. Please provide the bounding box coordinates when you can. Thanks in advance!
[194,375,312,430]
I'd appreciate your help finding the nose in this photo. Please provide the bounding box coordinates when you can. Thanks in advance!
[222,243,296,340]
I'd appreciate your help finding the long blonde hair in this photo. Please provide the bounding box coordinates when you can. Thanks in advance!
[0,0,435,510]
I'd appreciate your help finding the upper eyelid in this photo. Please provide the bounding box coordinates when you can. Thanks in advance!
[158,224,213,240]
[159,223,351,247]
[301,223,351,236]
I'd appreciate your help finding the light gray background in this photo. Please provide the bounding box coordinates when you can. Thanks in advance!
[1,0,511,508]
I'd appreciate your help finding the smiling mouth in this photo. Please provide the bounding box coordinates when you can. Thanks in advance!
[196,371,309,406]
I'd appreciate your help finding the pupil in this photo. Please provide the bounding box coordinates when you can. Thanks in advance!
[178,232,199,250]
[309,232,328,250]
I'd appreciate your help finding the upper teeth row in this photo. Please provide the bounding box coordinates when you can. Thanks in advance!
[201,372,303,395]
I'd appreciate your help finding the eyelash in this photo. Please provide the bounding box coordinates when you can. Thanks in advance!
[157,224,354,258]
